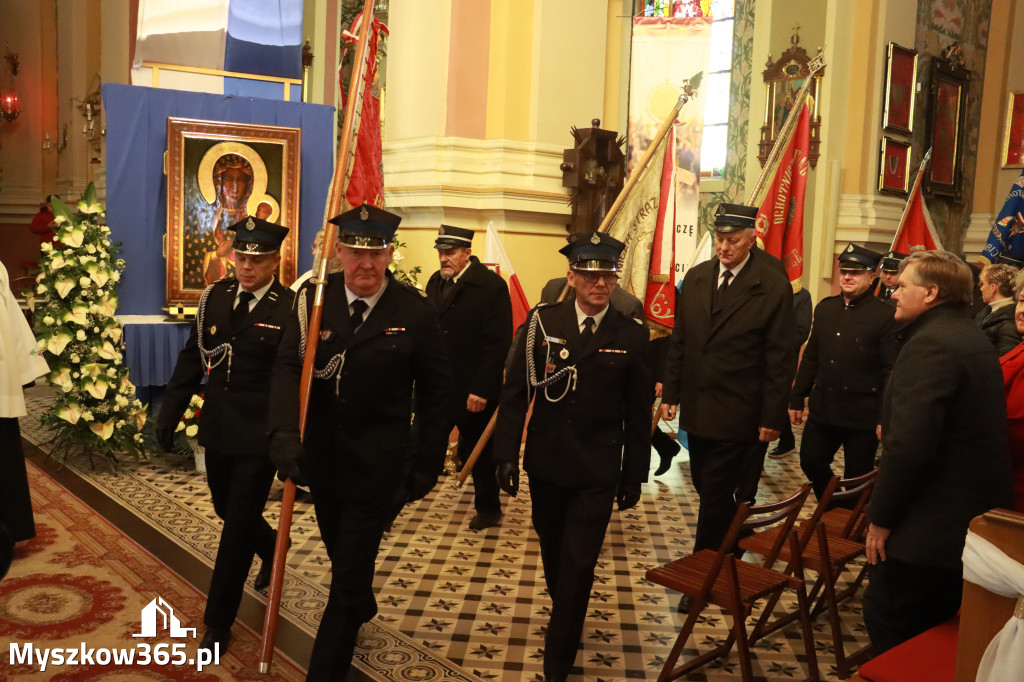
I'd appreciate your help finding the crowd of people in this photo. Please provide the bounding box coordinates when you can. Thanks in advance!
[5,198,1024,680]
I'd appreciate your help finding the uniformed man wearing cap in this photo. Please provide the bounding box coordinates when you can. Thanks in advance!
[789,244,898,499]
[877,251,907,302]
[493,232,651,682]
[267,203,451,680]
[661,203,795,609]
[155,216,295,655]
[424,225,512,529]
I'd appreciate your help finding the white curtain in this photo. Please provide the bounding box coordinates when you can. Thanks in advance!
[962,529,1024,682]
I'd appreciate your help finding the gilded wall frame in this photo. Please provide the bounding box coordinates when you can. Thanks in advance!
[1001,92,1024,169]
[164,117,301,308]
[882,42,918,135]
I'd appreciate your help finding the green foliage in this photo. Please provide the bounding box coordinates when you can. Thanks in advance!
[33,183,148,463]
[389,237,422,288]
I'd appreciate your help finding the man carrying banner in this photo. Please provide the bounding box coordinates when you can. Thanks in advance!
[660,204,795,612]
[267,204,451,680]
[493,232,651,681]
[425,225,512,530]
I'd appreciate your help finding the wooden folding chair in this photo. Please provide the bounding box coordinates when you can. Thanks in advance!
[817,468,877,542]
[645,483,820,682]
[740,472,877,678]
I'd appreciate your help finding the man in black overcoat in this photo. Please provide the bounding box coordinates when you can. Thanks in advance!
[789,243,897,499]
[660,203,795,610]
[425,225,512,529]
[268,204,451,680]
[493,232,651,682]
[863,249,1014,653]
[155,217,295,654]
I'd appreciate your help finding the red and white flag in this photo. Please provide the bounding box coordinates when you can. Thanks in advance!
[642,128,677,329]
[484,223,530,334]
[755,100,811,288]
[893,180,941,253]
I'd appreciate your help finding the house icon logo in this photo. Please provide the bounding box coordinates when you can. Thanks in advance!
[133,596,197,638]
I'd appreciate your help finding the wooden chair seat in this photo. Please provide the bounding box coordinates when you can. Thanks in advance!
[741,524,864,570]
[647,549,802,608]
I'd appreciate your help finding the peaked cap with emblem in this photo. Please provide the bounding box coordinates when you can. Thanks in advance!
[434,224,474,249]
[714,202,758,232]
[328,202,401,249]
[230,216,290,255]
[879,250,909,272]
[559,231,624,272]
[838,243,883,271]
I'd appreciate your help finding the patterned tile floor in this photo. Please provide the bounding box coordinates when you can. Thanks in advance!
[20,391,868,681]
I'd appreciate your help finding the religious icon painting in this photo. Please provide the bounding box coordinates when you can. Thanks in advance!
[164,117,301,308]
[878,137,911,195]
[1001,92,1024,169]
[882,42,917,135]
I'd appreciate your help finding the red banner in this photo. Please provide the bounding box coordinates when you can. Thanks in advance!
[894,180,941,253]
[643,128,677,328]
[756,101,811,287]
[341,16,389,209]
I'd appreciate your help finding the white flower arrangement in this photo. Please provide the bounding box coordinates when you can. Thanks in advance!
[33,183,148,462]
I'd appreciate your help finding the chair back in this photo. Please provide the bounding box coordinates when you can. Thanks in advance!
[735,483,812,570]
[828,468,878,540]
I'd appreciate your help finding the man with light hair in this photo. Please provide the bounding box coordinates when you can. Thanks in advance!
[863,249,1013,653]
[975,262,1021,355]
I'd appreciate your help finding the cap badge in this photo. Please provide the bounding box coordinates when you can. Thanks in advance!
[245,217,255,231]
[360,206,369,221]
[590,233,601,245]
[847,245,854,252]
[439,226,446,235]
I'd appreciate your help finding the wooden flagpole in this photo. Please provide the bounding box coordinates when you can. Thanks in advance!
[457,74,702,487]
[258,0,377,671]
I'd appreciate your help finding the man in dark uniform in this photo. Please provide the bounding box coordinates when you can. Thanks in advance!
[267,204,450,680]
[767,285,813,457]
[155,216,294,655]
[876,251,907,302]
[493,232,651,682]
[789,243,898,499]
[660,203,795,611]
[425,224,512,530]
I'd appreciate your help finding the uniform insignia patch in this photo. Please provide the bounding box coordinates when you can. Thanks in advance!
[599,348,627,354]
[559,348,569,360]
[545,362,557,373]
[320,329,335,341]
[385,327,406,335]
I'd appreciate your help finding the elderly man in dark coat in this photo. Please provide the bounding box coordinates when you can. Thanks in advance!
[425,224,512,529]
[864,249,1014,654]
[661,203,795,611]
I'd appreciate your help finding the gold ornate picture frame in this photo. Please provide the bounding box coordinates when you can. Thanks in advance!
[882,42,918,135]
[1002,92,1024,169]
[164,117,301,308]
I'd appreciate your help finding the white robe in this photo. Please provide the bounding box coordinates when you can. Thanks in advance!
[1,260,49,418]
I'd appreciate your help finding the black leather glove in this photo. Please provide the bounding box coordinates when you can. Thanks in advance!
[617,482,642,511]
[405,471,437,503]
[269,428,307,487]
[155,423,176,453]
[495,461,519,497]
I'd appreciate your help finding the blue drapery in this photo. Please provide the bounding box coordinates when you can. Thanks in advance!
[102,83,334,314]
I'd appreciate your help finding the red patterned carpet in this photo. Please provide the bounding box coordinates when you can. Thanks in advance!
[0,462,306,681]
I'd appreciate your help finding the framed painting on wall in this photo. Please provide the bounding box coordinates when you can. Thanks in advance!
[1002,92,1024,168]
[164,117,301,309]
[924,58,969,200]
[882,42,918,134]
[879,137,911,195]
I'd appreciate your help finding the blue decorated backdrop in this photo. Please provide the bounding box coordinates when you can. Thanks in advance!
[102,83,334,314]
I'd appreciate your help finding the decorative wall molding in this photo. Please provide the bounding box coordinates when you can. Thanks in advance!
[964,211,993,260]
[0,184,46,224]
[834,193,908,251]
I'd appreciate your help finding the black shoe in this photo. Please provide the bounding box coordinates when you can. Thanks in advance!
[468,512,502,530]
[676,594,694,613]
[652,431,682,476]
[199,626,230,655]
[767,440,795,458]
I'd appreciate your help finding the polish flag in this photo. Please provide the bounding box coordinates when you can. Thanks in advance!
[484,222,530,334]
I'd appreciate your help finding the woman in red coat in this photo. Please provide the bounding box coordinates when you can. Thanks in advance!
[999,273,1024,511]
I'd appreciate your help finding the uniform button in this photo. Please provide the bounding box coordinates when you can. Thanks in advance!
[830,360,835,364]
[836,332,841,336]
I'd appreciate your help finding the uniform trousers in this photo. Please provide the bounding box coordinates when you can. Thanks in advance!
[529,477,617,679]
[798,419,879,499]
[203,450,277,629]
[0,418,35,543]
[306,486,393,681]
[863,558,962,654]
[688,434,768,552]
[453,403,501,514]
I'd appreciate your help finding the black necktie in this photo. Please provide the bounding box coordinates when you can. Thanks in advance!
[232,291,255,330]
[580,316,595,346]
[350,299,368,329]
[715,270,733,307]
